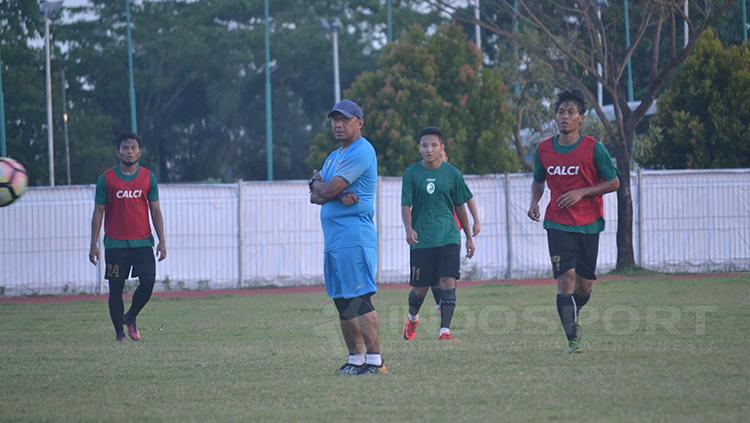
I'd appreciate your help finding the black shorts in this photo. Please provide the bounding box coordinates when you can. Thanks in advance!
[409,244,461,287]
[104,247,155,281]
[546,229,599,280]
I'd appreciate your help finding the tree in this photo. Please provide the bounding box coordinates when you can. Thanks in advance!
[429,0,734,269]
[53,0,439,183]
[308,24,520,176]
[636,30,750,169]
[0,0,49,185]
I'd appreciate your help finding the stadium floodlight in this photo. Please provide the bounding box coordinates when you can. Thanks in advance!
[320,18,342,103]
[40,1,63,19]
[40,1,64,186]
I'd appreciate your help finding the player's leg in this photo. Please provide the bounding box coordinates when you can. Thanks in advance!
[436,244,461,340]
[404,248,435,341]
[354,296,387,375]
[430,281,442,315]
[108,278,127,341]
[338,247,387,374]
[409,286,430,319]
[574,233,599,313]
[573,233,600,344]
[124,247,156,341]
[104,248,128,341]
[334,297,366,374]
[548,229,580,352]
[328,248,372,375]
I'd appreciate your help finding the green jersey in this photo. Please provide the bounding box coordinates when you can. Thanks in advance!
[401,161,473,249]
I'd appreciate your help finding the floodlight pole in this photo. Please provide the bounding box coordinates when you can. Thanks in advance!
[332,25,341,103]
[512,0,520,96]
[596,5,603,108]
[45,14,55,186]
[474,0,481,50]
[62,69,71,185]
[624,0,634,102]
[264,0,273,181]
[683,0,689,48]
[743,0,748,42]
[125,0,138,133]
[0,48,6,157]
[387,0,393,43]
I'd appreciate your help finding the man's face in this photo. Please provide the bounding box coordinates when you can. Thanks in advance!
[118,138,142,166]
[556,100,584,135]
[419,134,444,163]
[330,113,362,142]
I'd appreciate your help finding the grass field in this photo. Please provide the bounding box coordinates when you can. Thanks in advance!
[1,274,749,422]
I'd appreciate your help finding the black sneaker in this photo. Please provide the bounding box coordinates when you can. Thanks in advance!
[363,363,389,375]
[334,363,366,376]
[116,333,126,343]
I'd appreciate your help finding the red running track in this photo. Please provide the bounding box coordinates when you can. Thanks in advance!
[1,273,745,305]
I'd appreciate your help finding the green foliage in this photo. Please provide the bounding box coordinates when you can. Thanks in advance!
[0,1,48,185]
[3,0,438,184]
[309,24,519,176]
[641,30,750,169]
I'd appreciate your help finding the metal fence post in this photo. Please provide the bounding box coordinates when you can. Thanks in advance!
[637,166,644,267]
[237,180,244,288]
[504,173,513,279]
[376,176,382,284]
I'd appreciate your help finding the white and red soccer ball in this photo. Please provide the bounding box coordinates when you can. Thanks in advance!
[0,157,28,207]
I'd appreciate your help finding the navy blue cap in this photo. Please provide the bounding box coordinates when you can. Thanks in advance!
[328,99,363,119]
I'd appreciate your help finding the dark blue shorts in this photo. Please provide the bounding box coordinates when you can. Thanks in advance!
[546,229,599,280]
[409,244,461,287]
[104,247,155,280]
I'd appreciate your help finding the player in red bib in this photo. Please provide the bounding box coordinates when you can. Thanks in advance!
[527,89,619,353]
[89,133,167,342]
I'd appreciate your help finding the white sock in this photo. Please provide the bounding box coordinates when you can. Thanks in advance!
[439,327,451,336]
[407,313,419,322]
[348,354,365,366]
[366,353,382,367]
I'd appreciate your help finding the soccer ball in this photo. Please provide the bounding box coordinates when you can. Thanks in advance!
[0,157,28,207]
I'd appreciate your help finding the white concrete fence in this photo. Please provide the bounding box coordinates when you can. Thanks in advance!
[1,169,748,296]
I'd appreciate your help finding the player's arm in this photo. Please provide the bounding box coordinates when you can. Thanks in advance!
[557,178,620,208]
[309,190,327,205]
[556,142,620,209]
[401,205,418,245]
[528,146,546,222]
[310,176,349,202]
[89,205,105,265]
[455,203,475,259]
[400,170,418,245]
[467,197,480,236]
[149,201,167,261]
[528,181,545,222]
[309,170,326,205]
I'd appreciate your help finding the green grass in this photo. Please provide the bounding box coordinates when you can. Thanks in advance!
[1,274,749,422]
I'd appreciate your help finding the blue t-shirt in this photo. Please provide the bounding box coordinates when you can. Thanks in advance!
[319,137,378,251]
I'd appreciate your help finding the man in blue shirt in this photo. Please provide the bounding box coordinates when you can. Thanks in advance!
[309,99,386,376]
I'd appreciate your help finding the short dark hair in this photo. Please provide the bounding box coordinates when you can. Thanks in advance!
[115,132,142,148]
[417,127,444,143]
[554,89,586,115]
